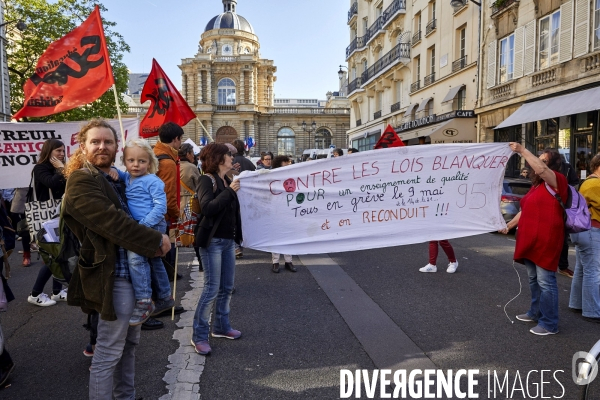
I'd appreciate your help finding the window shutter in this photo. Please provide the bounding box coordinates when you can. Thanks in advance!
[559,1,574,63]
[524,20,536,75]
[513,27,525,78]
[487,41,497,89]
[573,0,590,58]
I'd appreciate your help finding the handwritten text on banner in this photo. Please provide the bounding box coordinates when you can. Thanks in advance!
[238,143,514,255]
[0,118,139,189]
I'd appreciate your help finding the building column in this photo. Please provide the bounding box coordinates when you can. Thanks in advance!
[206,70,212,104]
[248,70,254,105]
[197,71,203,104]
[239,70,245,105]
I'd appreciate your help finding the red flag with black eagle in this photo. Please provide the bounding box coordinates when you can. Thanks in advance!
[13,6,114,120]
[374,124,405,149]
[139,59,196,138]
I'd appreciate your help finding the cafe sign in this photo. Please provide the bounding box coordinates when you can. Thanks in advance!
[396,110,475,133]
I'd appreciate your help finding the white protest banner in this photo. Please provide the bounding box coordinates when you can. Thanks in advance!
[0,118,139,189]
[238,143,514,255]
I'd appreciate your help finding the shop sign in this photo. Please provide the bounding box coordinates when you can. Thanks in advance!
[436,110,475,123]
[397,115,437,132]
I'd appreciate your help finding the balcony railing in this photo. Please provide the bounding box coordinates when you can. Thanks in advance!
[412,31,421,45]
[391,102,401,112]
[348,76,363,95]
[410,80,421,93]
[424,72,435,86]
[356,119,362,127]
[382,0,407,28]
[268,107,349,114]
[374,110,382,119]
[348,1,358,22]
[346,35,366,59]
[365,16,385,44]
[360,42,410,84]
[452,55,468,73]
[491,0,519,16]
[215,105,236,111]
[214,56,236,62]
[125,106,148,114]
[426,19,436,35]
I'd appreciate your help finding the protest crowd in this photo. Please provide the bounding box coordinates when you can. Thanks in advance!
[0,5,599,400]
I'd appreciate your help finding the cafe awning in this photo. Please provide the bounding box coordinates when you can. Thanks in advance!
[442,84,465,103]
[416,97,433,113]
[403,103,419,116]
[399,117,476,144]
[496,86,600,129]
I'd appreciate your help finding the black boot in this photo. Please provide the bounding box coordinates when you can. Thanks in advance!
[272,263,280,273]
[285,262,297,272]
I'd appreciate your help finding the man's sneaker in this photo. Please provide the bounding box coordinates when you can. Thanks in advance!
[530,325,558,336]
[211,329,241,340]
[151,297,175,317]
[191,339,211,355]
[419,263,437,273]
[446,261,459,273]
[558,268,574,278]
[129,299,155,326]
[235,248,243,259]
[51,288,68,302]
[30,243,39,252]
[284,262,297,272]
[272,263,280,273]
[516,313,536,322]
[83,344,94,357]
[28,293,56,307]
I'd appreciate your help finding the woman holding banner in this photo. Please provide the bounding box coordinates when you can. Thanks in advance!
[191,143,242,356]
[500,145,567,335]
[26,139,67,307]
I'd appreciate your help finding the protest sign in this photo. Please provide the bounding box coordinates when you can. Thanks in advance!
[0,118,139,189]
[237,143,514,255]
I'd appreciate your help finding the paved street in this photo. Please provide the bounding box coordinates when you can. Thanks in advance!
[0,232,597,399]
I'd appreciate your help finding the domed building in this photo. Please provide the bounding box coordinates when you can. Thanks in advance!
[177,0,350,158]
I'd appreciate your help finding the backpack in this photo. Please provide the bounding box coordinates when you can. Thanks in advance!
[545,183,591,234]
[36,206,81,284]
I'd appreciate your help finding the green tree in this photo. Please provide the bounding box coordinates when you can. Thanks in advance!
[5,0,130,121]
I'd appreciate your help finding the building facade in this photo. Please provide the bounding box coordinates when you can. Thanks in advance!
[345,0,479,151]
[476,0,600,178]
[125,0,350,159]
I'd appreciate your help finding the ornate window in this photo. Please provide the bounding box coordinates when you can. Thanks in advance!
[314,128,332,149]
[277,127,295,155]
[217,78,236,105]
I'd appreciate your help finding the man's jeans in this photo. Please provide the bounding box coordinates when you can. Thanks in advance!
[193,238,235,342]
[523,259,559,332]
[569,229,600,318]
[127,220,171,300]
[89,278,141,400]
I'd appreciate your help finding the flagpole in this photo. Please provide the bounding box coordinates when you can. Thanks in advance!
[111,84,126,145]
[195,117,214,142]
[171,247,179,320]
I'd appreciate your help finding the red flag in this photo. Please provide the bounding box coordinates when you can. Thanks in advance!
[374,124,405,149]
[139,59,196,138]
[13,6,114,120]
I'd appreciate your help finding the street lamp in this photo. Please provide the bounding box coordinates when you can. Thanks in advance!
[0,19,27,31]
[450,0,481,6]
[302,120,317,150]
[0,18,26,121]
[338,65,348,80]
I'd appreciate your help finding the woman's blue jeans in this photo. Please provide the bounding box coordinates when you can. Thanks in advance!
[569,229,600,318]
[193,238,236,342]
[523,259,559,333]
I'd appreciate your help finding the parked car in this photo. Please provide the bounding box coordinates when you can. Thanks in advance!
[501,177,532,224]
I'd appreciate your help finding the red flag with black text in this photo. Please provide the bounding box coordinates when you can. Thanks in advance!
[139,59,196,138]
[13,6,114,120]
[374,124,405,149]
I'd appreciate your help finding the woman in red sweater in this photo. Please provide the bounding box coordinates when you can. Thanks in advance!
[500,144,568,335]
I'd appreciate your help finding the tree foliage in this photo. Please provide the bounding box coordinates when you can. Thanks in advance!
[5,0,130,121]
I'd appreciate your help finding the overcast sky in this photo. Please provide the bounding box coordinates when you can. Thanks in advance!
[98,0,349,99]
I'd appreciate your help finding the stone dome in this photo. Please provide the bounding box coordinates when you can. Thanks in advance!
[204,12,254,34]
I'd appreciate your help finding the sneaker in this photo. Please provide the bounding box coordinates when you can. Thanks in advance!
[285,262,297,272]
[530,325,558,335]
[191,339,211,355]
[83,344,94,357]
[446,261,459,273]
[129,299,155,326]
[150,297,175,317]
[51,288,68,302]
[557,268,574,278]
[235,248,243,259]
[28,293,56,307]
[30,243,39,252]
[516,313,536,322]
[211,329,241,340]
[272,263,280,273]
[419,263,437,273]
[22,253,31,267]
